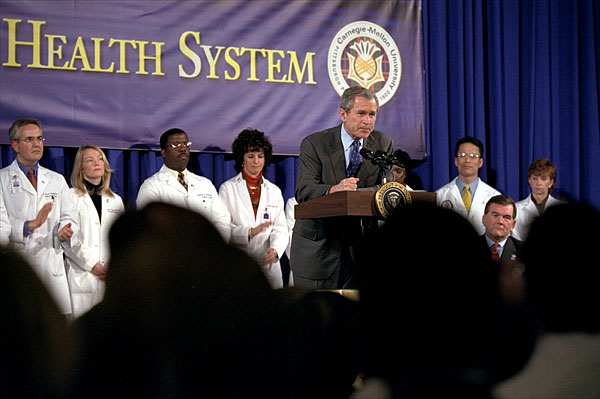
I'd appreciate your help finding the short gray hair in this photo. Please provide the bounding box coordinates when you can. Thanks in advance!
[8,118,42,142]
[340,86,379,112]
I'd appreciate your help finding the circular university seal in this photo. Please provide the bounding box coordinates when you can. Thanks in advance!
[328,21,402,106]
[375,181,412,218]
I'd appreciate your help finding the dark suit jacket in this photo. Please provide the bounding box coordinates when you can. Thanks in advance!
[290,124,394,281]
[481,235,523,263]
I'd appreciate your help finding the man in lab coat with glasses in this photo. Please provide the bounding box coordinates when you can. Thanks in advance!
[436,136,500,235]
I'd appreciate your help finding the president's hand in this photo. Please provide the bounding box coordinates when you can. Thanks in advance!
[329,177,359,194]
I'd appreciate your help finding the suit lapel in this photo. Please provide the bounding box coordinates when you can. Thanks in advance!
[325,126,347,184]
[357,135,381,184]
[501,237,516,262]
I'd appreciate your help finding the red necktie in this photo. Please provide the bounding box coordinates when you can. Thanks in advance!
[491,242,500,262]
[28,168,37,191]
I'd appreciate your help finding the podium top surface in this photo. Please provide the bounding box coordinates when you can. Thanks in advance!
[294,190,436,219]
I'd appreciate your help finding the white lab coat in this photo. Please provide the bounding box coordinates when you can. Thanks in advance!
[0,160,78,314]
[284,197,297,286]
[436,177,501,235]
[219,173,288,288]
[513,194,564,241]
[63,189,125,318]
[136,165,231,242]
[284,197,297,260]
[0,193,9,246]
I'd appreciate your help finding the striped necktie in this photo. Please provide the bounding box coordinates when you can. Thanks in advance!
[177,172,188,191]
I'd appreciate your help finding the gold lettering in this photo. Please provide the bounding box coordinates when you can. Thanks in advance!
[3,19,45,68]
[45,34,70,69]
[265,49,287,83]
[108,38,137,74]
[178,31,201,78]
[201,45,224,79]
[286,51,316,84]
[91,38,114,72]
[240,47,266,82]
[136,40,165,75]
[68,36,92,71]
[224,47,241,80]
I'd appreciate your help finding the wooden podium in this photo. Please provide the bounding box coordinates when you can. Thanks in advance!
[294,190,436,219]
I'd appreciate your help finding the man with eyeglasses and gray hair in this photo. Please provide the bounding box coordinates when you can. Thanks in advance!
[136,128,231,242]
[0,118,78,316]
[436,136,500,234]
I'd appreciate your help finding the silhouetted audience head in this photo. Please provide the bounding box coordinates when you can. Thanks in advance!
[520,202,599,333]
[276,287,360,398]
[0,246,76,398]
[358,202,501,396]
[72,203,285,397]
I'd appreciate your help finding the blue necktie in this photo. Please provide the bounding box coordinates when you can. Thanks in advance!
[346,140,362,178]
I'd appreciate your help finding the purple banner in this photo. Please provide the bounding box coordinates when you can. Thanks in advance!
[0,1,425,158]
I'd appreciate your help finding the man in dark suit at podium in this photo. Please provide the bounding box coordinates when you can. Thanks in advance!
[290,86,393,289]
[481,195,523,263]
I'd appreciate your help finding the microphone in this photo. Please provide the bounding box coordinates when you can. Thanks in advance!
[385,154,404,168]
[360,147,388,168]
[359,147,375,160]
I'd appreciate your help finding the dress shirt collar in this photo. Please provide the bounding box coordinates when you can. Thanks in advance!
[456,176,480,196]
[341,124,364,167]
[164,165,188,181]
[17,160,38,178]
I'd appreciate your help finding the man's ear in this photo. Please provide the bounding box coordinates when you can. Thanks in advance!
[160,148,167,158]
[10,141,19,153]
[339,108,347,123]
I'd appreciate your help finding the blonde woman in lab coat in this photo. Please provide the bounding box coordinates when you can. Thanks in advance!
[63,145,124,317]
[219,129,288,288]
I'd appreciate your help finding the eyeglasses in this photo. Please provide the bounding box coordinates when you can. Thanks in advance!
[168,141,192,149]
[457,152,480,159]
[18,136,46,144]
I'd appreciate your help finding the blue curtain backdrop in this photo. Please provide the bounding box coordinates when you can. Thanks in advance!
[1,0,598,209]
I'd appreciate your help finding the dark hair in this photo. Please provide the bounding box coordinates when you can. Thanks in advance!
[76,203,285,397]
[484,195,517,219]
[393,148,411,170]
[359,202,499,385]
[454,136,484,158]
[340,86,379,112]
[521,202,599,333]
[159,128,187,149]
[231,128,273,173]
[8,118,42,142]
[527,158,557,193]
[1,247,76,396]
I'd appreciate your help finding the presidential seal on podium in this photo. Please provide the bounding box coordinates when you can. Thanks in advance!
[374,181,412,218]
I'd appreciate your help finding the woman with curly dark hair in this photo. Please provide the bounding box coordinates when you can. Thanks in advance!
[218,128,288,287]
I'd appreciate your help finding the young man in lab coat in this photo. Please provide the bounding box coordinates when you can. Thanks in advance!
[436,136,500,235]
[136,128,231,242]
[0,118,77,316]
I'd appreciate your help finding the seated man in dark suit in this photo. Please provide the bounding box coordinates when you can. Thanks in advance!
[481,195,522,263]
